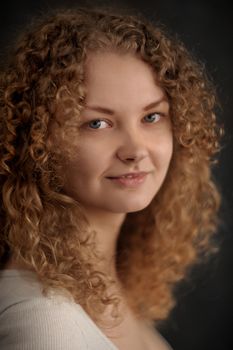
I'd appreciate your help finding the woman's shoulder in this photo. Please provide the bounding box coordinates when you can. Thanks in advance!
[0,269,117,349]
[140,321,174,350]
[0,268,44,303]
[0,269,80,330]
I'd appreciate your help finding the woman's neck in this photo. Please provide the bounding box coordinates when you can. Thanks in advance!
[84,208,126,279]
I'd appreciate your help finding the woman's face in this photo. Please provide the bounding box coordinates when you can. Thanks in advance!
[62,52,173,214]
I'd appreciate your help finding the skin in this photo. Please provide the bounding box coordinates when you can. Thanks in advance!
[62,51,173,276]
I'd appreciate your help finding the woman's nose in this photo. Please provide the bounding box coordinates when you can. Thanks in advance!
[116,131,148,164]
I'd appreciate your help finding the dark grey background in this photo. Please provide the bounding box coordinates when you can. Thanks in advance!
[0,1,232,349]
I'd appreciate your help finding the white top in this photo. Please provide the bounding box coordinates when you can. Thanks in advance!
[0,269,172,350]
[0,269,118,350]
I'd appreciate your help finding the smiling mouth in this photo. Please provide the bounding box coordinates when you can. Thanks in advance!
[107,172,149,179]
[106,172,148,187]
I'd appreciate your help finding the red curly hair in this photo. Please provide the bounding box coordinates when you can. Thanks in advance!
[0,6,222,328]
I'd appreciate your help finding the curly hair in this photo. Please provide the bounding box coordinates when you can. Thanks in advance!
[0,6,222,329]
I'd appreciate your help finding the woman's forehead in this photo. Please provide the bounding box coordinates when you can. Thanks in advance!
[83,51,166,109]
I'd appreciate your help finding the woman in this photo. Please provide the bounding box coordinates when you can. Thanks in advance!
[0,6,222,350]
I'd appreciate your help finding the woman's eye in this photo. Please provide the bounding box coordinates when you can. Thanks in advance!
[87,119,110,129]
[143,113,161,123]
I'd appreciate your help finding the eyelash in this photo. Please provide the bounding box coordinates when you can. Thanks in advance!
[83,112,164,130]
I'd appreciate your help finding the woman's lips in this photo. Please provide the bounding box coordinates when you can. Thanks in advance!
[106,172,148,188]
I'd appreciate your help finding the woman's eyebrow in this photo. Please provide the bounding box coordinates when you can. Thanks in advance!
[84,97,168,115]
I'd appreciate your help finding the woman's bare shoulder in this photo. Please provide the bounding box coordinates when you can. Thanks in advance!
[141,321,173,350]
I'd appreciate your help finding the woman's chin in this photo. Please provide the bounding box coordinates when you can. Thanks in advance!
[111,197,154,214]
